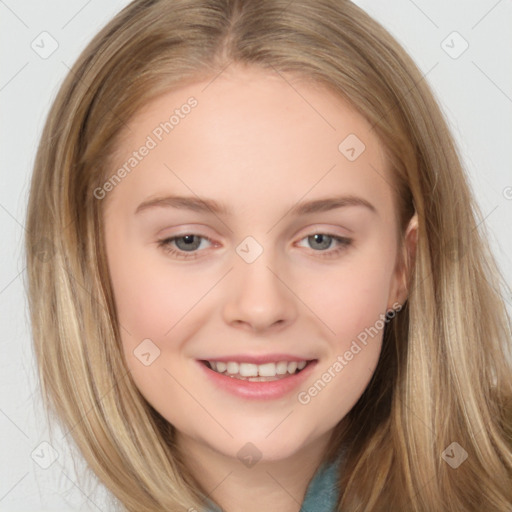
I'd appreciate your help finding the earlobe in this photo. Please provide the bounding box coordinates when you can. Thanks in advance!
[390,212,418,308]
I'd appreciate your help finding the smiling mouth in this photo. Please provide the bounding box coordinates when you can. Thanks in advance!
[200,359,315,382]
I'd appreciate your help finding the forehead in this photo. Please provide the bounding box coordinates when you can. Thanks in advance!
[104,65,395,223]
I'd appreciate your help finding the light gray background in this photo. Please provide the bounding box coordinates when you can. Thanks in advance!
[1,1,511,510]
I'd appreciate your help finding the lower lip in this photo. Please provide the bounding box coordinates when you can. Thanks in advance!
[196,360,318,400]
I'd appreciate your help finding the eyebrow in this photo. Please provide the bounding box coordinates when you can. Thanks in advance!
[134,194,378,217]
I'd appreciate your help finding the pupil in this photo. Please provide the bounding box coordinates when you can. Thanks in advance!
[311,234,331,250]
[176,234,200,251]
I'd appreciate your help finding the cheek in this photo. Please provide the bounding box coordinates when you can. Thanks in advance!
[296,251,394,411]
[311,251,395,347]
[107,250,205,414]
[109,248,210,343]
[108,247,223,408]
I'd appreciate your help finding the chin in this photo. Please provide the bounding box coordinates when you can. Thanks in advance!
[210,426,314,464]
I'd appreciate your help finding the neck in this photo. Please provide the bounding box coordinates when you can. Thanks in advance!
[178,432,333,512]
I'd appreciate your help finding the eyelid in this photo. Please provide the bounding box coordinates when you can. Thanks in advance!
[294,233,353,258]
[157,228,353,261]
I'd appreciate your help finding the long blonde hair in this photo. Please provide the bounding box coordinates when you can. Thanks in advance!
[24,0,512,510]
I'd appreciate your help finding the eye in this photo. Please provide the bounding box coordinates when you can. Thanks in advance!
[296,233,352,258]
[157,232,353,260]
[157,234,214,260]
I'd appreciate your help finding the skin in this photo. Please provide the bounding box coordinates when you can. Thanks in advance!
[103,64,417,512]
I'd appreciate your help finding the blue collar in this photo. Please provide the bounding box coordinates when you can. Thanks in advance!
[299,456,341,511]
[202,456,341,512]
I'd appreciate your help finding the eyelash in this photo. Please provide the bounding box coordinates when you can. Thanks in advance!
[156,233,353,260]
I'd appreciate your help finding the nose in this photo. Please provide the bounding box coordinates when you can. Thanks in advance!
[222,251,298,333]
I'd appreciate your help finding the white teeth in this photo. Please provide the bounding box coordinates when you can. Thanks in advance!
[258,362,277,377]
[276,361,288,375]
[239,363,258,377]
[207,360,309,377]
[226,362,239,374]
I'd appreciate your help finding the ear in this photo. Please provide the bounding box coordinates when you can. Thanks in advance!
[388,212,418,309]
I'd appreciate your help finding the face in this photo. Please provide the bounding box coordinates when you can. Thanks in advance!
[103,65,413,463]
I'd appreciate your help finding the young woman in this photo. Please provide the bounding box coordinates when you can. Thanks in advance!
[25,0,512,510]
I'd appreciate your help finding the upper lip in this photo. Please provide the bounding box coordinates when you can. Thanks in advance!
[199,354,317,364]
